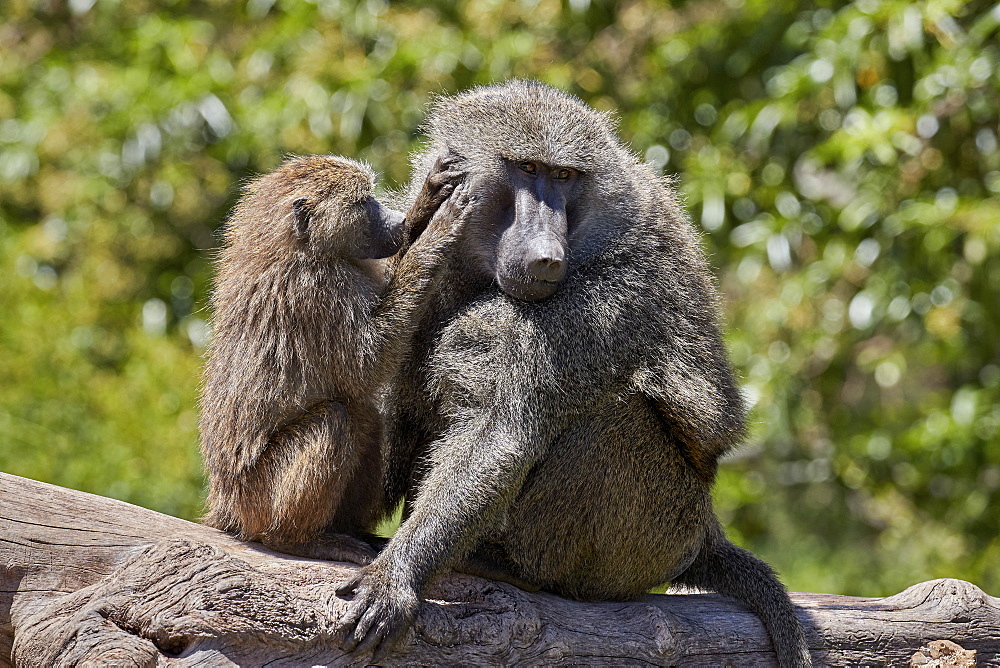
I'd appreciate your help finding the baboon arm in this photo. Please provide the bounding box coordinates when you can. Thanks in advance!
[640,350,746,481]
[372,232,446,323]
[336,410,550,659]
[388,411,548,584]
[366,237,450,384]
[367,184,468,384]
[634,212,748,479]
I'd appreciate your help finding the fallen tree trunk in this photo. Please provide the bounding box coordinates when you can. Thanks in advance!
[0,472,996,666]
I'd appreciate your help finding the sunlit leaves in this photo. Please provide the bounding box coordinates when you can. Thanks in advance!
[0,0,996,596]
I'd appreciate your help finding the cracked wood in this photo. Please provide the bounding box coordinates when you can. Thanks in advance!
[1,472,997,666]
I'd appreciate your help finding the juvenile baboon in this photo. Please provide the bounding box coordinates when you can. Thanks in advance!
[200,153,467,561]
[337,81,812,666]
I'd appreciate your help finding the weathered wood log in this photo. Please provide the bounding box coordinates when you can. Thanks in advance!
[1,472,996,666]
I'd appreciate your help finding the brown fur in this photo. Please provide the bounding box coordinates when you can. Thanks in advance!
[200,154,465,560]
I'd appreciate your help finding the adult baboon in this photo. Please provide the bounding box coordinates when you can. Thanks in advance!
[337,81,811,667]
[200,153,466,561]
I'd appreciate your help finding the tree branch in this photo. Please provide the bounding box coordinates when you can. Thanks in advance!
[1,472,996,666]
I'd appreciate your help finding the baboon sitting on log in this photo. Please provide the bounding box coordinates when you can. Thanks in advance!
[200,154,466,561]
[337,81,812,667]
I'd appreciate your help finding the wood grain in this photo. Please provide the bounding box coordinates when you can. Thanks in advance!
[2,472,996,666]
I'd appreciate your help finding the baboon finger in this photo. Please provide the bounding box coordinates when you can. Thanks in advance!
[335,595,366,649]
[339,612,365,651]
[428,167,465,184]
[439,168,464,180]
[335,572,363,597]
[426,171,464,194]
[424,182,457,213]
[437,148,463,168]
[369,620,401,663]
[349,604,384,653]
[428,184,470,223]
[426,153,458,182]
[340,627,361,652]
[451,181,474,208]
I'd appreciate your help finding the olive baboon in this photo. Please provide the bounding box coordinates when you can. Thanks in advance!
[200,153,466,561]
[337,81,812,666]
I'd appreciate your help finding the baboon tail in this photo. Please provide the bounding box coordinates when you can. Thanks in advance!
[673,528,812,667]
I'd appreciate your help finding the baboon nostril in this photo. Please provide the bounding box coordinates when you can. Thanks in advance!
[525,234,567,283]
[529,256,566,282]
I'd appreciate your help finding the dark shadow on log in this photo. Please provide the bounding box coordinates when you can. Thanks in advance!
[1,472,997,666]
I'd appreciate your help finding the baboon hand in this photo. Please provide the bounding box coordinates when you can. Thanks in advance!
[427,179,475,237]
[405,150,465,242]
[335,566,419,662]
[423,149,466,208]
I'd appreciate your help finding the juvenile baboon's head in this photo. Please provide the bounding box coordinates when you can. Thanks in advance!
[229,155,405,260]
[416,80,635,301]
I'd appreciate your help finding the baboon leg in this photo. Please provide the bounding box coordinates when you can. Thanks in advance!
[230,400,376,562]
[672,526,811,668]
[456,543,541,592]
[267,532,382,566]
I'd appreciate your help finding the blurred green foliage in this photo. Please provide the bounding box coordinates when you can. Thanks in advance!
[1,0,997,596]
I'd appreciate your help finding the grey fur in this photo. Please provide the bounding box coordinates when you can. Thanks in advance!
[342,80,811,666]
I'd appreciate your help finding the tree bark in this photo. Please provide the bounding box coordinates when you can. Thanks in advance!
[1,472,996,666]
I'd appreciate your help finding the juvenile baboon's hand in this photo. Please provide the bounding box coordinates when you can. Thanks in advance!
[423,150,465,208]
[425,179,475,238]
[405,150,465,242]
[335,565,420,662]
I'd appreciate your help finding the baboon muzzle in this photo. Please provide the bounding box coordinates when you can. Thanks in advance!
[525,235,566,283]
[514,187,569,288]
[364,198,407,259]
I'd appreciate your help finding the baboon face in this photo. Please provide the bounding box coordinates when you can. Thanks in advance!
[292,194,405,260]
[293,194,405,260]
[280,157,405,261]
[360,197,407,258]
[485,158,578,302]
[422,80,627,302]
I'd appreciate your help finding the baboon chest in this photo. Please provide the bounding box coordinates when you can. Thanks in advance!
[424,298,527,409]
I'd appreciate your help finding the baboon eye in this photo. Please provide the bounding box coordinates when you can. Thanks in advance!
[518,161,537,175]
[554,168,574,180]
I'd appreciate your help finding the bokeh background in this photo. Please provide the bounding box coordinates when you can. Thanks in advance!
[2,0,997,597]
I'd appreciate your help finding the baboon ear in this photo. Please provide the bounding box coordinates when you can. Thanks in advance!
[292,197,311,242]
